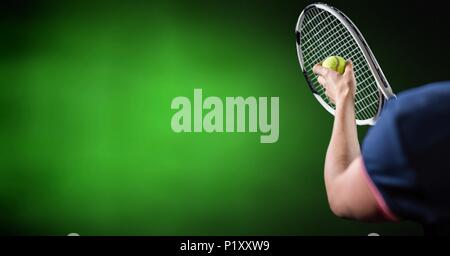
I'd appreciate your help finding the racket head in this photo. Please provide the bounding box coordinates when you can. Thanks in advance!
[295,3,395,125]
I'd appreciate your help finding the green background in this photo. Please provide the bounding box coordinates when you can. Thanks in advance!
[1,0,449,235]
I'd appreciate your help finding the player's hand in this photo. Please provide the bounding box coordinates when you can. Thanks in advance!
[313,60,356,105]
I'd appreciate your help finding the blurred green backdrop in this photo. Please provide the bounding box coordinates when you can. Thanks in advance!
[1,0,449,235]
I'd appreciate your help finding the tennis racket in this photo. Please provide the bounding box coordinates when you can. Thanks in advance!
[295,3,396,125]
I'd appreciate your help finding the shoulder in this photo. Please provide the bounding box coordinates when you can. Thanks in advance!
[366,81,450,150]
[394,81,450,116]
[396,81,450,100]
[361,81,450,223]
[363,81,450,165]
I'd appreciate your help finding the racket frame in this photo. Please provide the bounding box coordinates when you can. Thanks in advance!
[295,3,396,125]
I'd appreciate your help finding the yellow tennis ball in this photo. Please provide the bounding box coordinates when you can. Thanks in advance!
[322,56,346,74]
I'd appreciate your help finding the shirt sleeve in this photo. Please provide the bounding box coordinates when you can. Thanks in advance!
[361,99,419,221]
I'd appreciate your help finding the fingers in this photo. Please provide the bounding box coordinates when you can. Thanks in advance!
[344,60,354,76]
[313,63,327,89]
[313,63,329,77]
[317,76,326,87]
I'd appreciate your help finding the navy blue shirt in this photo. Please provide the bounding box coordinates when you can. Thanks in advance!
[362,81,450,235]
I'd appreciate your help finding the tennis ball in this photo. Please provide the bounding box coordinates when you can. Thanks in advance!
[322,56,346,74]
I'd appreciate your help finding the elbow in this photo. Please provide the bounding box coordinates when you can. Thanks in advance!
[326,192,382,222]
[326,184,367,221]
[324,157,383,222]
[327,192,348,219]
[325,176,349,219]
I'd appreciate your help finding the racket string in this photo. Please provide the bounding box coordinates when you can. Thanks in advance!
[300,7,380,121]
[305,16,378,120]
[304,40,378,118]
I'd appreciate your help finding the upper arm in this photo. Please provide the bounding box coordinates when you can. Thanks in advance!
[327,156,389,221]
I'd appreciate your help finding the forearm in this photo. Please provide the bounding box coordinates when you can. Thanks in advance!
[313,61,380,220]
[324,95,361,186]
